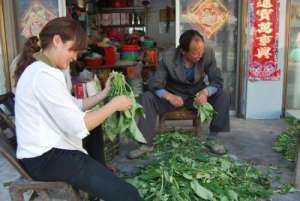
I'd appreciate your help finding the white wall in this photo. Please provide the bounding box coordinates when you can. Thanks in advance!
[147,0,176,49]
[245,0,286,119]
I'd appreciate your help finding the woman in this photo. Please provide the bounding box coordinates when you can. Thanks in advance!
[14,17,143,201]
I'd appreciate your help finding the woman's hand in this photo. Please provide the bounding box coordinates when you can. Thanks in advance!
[84,95,132,130]
[101,75,112,98]
[110,95,132,112]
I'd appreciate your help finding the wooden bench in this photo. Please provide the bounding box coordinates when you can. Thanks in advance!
[158,107,201,137]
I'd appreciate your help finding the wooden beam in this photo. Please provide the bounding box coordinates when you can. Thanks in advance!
[295,135,300,189]
[0,0,12,91]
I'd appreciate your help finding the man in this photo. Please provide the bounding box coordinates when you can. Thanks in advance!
[128,30,230,158]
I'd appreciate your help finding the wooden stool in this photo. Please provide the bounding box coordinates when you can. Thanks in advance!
[158,107,201,137]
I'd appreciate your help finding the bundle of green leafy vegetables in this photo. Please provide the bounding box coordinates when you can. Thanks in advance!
[127,131,274,201]
[194,102,216,123]
[103,71,146,143]
[273,117,300,161]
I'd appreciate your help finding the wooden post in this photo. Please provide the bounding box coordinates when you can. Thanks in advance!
[158,114,166,133]
[9,186,25,201]
[295,135,300,189]
[193,118,202,138]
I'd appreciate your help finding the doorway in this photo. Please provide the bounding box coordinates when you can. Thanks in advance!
[176,0,240,111]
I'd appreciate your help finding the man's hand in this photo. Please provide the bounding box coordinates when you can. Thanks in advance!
[194,88,209,106]
[163,92,184,108]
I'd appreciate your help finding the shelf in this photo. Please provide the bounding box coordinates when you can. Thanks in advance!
[98,7,145,13]
[96,24,145,28]
[86,61,157,69]
[87,64,157,69]
[92,6,146,30]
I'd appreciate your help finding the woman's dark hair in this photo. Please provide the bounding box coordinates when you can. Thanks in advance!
[14,36,40,82]
[15,17,87,83]
[179,29,204,52]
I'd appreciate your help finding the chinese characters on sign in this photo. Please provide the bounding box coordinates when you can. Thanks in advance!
[248,0,280,81]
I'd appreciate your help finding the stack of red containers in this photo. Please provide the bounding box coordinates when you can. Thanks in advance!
[104,47,116,65]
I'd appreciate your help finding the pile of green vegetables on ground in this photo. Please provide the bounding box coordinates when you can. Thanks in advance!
[127,131,274,201]
[103,71,146,143]
[273,117,300,161]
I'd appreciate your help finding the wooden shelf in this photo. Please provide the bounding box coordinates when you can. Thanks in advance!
[99,7,145,13]
[86,61,157,69]
[97,24,145,28]
[91,6,146,31]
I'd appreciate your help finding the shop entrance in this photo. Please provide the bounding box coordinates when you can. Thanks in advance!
[285,0,300,118]
[177,0,240,110]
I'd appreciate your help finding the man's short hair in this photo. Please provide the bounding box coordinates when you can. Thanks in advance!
[179,30,204,52]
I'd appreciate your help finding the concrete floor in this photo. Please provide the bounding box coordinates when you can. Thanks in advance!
[1,117,300,200]
[219,118,300,201]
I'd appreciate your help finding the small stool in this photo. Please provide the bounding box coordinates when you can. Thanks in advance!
[158,107,201,137]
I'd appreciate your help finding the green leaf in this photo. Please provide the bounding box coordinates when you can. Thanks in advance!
[190,180,214,200]
[220,196,229,201]
[183,173,193,180]
[124,110,131,118]
[228,190,238,201]
[129,120,147,143]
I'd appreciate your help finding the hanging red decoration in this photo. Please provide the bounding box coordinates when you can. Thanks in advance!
[248,0,280,81]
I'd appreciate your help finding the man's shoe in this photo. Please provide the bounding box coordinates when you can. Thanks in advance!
[127,145,154,159]
[206,140,227,155]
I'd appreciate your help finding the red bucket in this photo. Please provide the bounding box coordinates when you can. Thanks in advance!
[74,82,85,98]
[104,47,116,65]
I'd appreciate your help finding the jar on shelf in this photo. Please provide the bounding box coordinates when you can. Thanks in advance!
[104,47,116,65]
[121,44,140,61]
[144,48,158,65]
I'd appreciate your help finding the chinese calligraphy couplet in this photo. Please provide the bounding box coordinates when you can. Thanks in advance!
[248,0,280,81]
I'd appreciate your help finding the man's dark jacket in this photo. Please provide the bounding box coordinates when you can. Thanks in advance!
[148,47,223,100]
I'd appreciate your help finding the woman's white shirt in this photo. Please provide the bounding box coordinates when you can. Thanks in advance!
[15,61,89,159]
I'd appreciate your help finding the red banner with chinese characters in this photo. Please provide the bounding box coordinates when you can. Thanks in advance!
[248,0,280,81]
